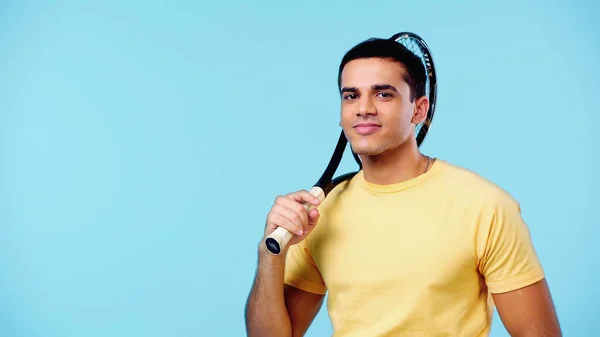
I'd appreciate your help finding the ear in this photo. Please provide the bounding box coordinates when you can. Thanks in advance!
[411,96,429,125]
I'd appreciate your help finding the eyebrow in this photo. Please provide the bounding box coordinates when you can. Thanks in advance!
[372,84,399,93]
[340,84,399,94]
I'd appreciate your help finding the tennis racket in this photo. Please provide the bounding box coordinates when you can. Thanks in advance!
[264,31,438,255]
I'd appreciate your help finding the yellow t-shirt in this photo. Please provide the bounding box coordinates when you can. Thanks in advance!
[284,159,545,337]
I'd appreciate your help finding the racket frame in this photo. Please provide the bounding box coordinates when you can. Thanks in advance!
[264,31,437,255]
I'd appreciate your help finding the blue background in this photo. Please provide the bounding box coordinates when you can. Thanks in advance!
[1,0,597,336]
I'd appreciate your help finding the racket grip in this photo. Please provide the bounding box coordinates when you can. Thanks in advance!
[264,186,325,255]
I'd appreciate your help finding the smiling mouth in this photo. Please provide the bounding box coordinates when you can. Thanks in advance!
[353,123,381,135]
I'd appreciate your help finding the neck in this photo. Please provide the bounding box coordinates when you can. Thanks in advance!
[360,140,430,185]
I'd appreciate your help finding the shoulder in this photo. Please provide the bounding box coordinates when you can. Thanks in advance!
[434,161,531,256]
[315,172,362,211]
[434,160,520,211]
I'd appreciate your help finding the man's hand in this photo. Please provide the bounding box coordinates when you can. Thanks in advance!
[264,190,321,248]
[245,190,323,337]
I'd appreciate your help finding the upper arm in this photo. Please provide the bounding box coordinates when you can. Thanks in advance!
[492,278,561,336]
[476,191,560,335]
[283,238,327,336]
[477,192,544,293]
[284,285,325,337]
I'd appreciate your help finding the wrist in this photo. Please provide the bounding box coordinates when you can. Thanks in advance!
[258,241,287,267]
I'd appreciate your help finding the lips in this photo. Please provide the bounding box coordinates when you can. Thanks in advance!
[353,122,381,135]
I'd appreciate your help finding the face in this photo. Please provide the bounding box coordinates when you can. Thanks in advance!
[339,58,429,156]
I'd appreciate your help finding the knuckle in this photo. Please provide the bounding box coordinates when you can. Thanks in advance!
[283,219,296,231]
[294,203,306,214]
[288,190,305,197]
[297,209,307,221]
[268,205,279,217]
[270,213,282,224]
[292,212,302,225]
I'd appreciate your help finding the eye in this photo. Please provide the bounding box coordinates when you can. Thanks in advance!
[377,92,393,98]
[344,94,358,100]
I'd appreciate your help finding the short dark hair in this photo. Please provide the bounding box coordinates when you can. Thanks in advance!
[337,37,426,102]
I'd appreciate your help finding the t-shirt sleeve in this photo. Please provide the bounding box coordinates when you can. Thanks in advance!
[476,193,545,294]
[284,237,327,295]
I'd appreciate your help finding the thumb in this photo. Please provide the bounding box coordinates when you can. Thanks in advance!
[307,208,320,226]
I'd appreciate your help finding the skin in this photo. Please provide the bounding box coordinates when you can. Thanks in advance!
[245,192,322,337]
[338,57,430,185]
[493,279,562,337]
[244,57,562,337]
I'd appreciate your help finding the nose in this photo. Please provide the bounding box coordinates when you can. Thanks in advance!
[357,96,376,116]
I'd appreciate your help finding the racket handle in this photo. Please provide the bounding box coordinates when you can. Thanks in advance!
[264,186,325,255]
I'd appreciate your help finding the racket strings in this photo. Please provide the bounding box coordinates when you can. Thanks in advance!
[396,36,433,145]
[397,38,430,86]
[396,35,433,145]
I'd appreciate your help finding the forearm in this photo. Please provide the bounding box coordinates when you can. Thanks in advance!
[245,245,292,337]
[510,329,562,337]
[493,279,562,337]
[507,319,562,337]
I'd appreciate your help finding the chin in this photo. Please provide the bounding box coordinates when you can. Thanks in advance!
[350,137,408,157]
[351,145,387,156]
[347,137,379,155]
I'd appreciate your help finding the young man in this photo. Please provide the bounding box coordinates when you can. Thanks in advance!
[245,37,562,337]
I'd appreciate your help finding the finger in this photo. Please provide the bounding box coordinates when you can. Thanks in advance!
[267,212,303,236]
[307,208,320,226]
[307,209,320,233]
[274,204,306,235]
[268,208,304,236]
[286,190,321,207]
[277,198,309,234]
